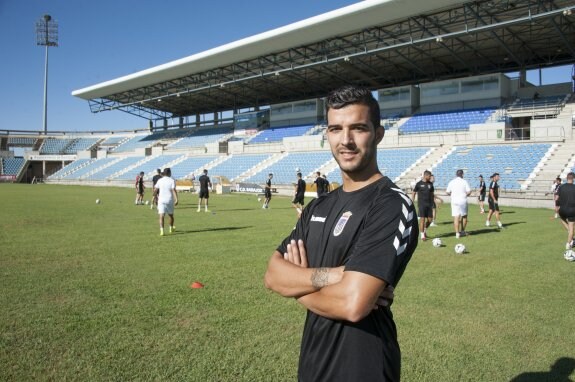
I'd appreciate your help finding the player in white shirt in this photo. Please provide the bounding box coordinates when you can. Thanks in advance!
[446,169,471,238]
[154,168,178,236]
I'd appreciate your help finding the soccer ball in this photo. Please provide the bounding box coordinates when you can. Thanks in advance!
[96,199,101,204]
[257,198,261,202]
[432,238,442,247]
[145,200,149,205]
[563,249,575,262]
[454,243,466,254]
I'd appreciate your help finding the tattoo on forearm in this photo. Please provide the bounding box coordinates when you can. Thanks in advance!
[311,268,329,289]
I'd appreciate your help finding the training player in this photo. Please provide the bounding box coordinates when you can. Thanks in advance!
[154,168,178,236]
[151,169,162,210]
[446,169,471,238]
[263,173,273,209]
[412,170,434,241]
[265,85,418,381]
[486,172,504,229]
[313,171,329,198]
[551,177,562,219]
[557,172,575,251]
[135,171,145,205]
[322,174,331,193]
[477,175,486,214]
[197,169,212,212]
[292,172,306,217]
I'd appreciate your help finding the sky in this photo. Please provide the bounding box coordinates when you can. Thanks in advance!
[0,0,573,134]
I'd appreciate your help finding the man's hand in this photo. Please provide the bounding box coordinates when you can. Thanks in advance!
[283,239,345,287]
[284,239,308,267]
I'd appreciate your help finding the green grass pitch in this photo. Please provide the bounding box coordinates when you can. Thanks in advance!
[1,184,574,381]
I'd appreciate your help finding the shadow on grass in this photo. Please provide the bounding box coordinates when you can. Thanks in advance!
[216,207,293,212]
[171,226,253,235]
[431,222,526,238]
[509,357,575,381]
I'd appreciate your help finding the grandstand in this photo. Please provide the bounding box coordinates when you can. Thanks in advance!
[0,0,572,210]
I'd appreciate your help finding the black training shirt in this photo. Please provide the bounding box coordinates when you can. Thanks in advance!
[558,183,575,215]
[413,180,434,205]
[199,174,210,191]
[277,176,418,382]
[489,181,499,200]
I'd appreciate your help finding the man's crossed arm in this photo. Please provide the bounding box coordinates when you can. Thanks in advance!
[264,239,394,323]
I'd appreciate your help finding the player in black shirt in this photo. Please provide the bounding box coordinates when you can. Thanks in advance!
[197,169,212,212]
[314,171,329,198]
[551,177,562,219]
[263,173,273,209]
[292,172,306,217]
[557,172,575,251]
[135,171,145,205]
[265,85,418,382]
[486,172,503,228]
[412,170,434,241]
[151,169,162,210]
[477,175,486,214]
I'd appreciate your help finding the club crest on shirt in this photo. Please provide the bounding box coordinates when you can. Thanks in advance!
[333,211,352,237]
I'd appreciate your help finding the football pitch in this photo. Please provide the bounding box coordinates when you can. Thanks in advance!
[1,184,574,381]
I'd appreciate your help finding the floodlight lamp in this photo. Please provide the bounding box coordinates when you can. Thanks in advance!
[435,36,443,43]
[343,56,350,62]
[563,9,572,16]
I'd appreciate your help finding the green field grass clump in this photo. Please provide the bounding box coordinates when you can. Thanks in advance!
[1,184,574,381]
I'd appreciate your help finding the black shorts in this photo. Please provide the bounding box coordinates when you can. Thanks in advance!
[432,201,437,209]
[137,187,144,195]
[478,193,486,202]
[265,189,272,198]
[418,204,433,218]
[488,198,499,211]
[555,200,560,207]
[292,194,305,205]
[199,189,210,199]
[559,208,575,222]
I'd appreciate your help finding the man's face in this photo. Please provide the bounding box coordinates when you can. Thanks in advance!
[423,173,431,182]
[326,104,384,177]
[495,175,500,182]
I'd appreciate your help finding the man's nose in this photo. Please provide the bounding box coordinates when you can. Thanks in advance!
[342,128,353,145]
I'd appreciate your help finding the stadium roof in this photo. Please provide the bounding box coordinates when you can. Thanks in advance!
[73,0,575,121]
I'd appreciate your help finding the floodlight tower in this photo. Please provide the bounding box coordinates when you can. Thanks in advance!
[36,15,58,134]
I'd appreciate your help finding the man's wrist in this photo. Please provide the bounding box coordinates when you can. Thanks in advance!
[311,268,329,289]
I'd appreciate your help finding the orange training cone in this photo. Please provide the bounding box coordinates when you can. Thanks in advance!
[190,281,204,289]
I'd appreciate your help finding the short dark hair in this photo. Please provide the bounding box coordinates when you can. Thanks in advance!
[567,172,575,179]
[325,85,381,129]
[297,172,302,178]
[156,168,161,174]
[139,171,144,175]
[163,168,171,177]
[456,169,464,177]
[423,170,431,176]
[203,169,208,174]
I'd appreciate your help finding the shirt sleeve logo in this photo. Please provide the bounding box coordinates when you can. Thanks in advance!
[333,211,353,237]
